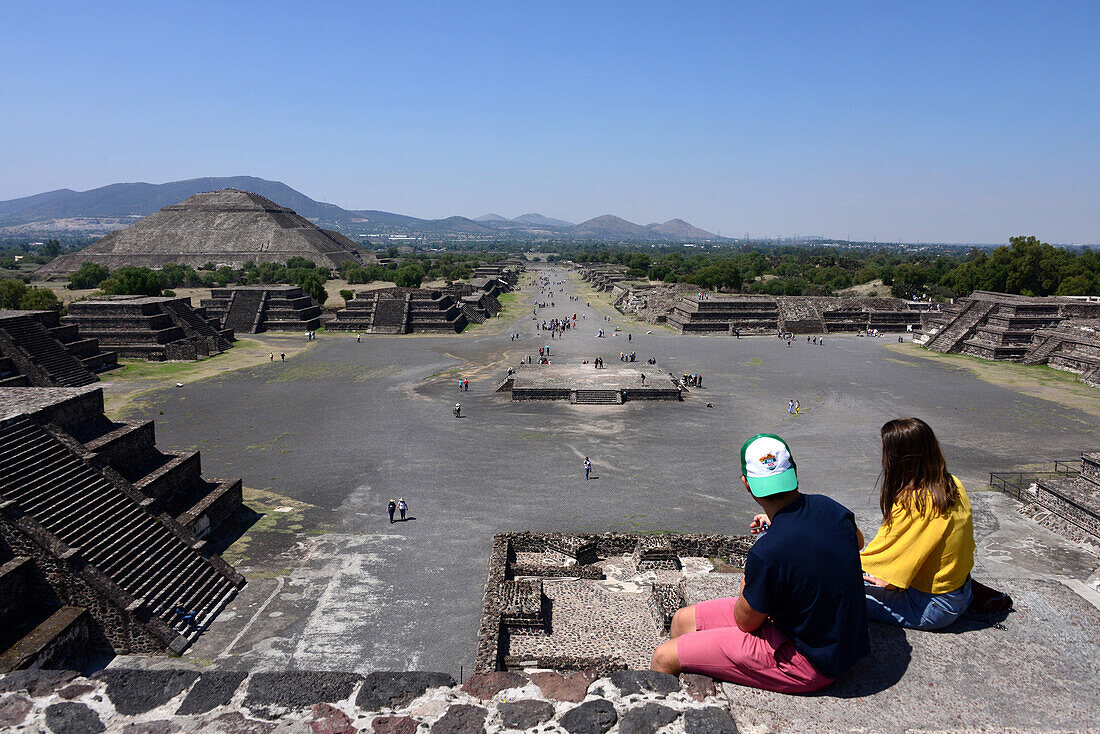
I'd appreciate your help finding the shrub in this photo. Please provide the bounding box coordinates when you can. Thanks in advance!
[99,266,165,296]
[19,287,62,312]
[0,278,30,308]
[394,263,425,288]
[68,262,110,290]
[340,289,354,303]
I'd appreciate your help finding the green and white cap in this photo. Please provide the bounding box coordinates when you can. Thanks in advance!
[740,433,798,497]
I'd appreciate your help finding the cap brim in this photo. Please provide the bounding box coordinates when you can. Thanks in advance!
[747,468,798,497]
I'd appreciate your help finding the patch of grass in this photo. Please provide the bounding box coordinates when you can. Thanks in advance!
[885,342,1100,417]
[747,357,763,366]
[248,568,292,579]
[221,487,332,567]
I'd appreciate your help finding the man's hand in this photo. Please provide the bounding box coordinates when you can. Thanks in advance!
[863,573,897,590]
[749,513,770,535]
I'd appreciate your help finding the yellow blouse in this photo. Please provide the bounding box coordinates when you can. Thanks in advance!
[860,477,975,594]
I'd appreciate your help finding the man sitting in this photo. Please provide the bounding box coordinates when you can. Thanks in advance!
[651,434,869,692]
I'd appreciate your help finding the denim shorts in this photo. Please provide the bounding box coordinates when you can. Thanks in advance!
[864,578,972,630]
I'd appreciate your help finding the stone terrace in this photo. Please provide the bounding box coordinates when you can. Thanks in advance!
[919,291,1100,385]
[0,387,244,671]
[328,288,469,334]
[1,570,1096,732]
[0,310,116,387]
[201,285,322,334]
[63,296,233,361]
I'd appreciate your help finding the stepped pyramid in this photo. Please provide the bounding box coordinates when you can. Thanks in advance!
[39,189,371,275]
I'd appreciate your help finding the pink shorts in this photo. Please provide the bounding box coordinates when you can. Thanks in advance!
[676,597,834,693]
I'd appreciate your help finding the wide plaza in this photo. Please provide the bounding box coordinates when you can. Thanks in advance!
[101,266,1099,677]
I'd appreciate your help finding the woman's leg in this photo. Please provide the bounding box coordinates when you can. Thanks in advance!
[864,580,972,630]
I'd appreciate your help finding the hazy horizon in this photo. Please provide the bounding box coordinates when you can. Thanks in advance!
[2,2,1097,244]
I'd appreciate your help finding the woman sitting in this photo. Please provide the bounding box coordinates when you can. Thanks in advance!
[860,417,974,630]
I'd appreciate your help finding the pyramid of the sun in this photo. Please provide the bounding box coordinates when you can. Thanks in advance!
[39,189,371,275]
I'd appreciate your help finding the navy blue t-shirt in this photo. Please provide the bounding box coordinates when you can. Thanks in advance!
[741,493,870,679]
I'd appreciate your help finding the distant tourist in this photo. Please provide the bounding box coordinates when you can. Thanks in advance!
[584,457,592,480]
[794,400,800,415]
[650,434,869,692]
[388,499,397,524]
[269,353,274,362]
[859,418,975,630]
[398,498,408,521]
[788,399,794,414]
[357,333,361,342]
[280,353,285,361]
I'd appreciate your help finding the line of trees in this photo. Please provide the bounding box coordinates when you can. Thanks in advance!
[567,236,1098,299]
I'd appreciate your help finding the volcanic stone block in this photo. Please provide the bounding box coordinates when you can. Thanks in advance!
[547,536,598,565]
[500,578,549,635]
[631,536,681,571]
[44,701,105,734]
[619,703,680,734]
[176,671,248,715]
[95,669,199,716]
[356,672,456,710]
[499,699,556,729]
[608,670,680,696]
[648,582,685,635]
[560,699,618,734]
[244,672,362,718]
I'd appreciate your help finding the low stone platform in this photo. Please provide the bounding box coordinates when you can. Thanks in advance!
[478,533,752,673]
[502,364,683,403]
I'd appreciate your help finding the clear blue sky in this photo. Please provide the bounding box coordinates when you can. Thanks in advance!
[2,1,1097,243]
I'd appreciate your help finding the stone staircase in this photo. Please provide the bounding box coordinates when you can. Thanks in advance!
[573,389,622,405]
[460,304,486,324]
[0,316,97,387]
[924,300,995,353]
[371,297,408,334]
[0,416,240,644]
[1023,333,1066,365]
[163,300,233,350]
[222,290,266,334]
[1033,453,1100,545]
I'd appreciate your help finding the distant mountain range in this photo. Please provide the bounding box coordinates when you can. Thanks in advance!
[0,176,722,242]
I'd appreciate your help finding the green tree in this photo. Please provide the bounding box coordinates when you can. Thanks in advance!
[0,278,29,308]
[339,289,354,304]
[42,239,62,258]
[394,263,425,288]
[68,262,110,289]
[20,287,62,311]
[99,267,165,296]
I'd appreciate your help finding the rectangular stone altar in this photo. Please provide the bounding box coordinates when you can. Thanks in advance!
[502,364,683,403]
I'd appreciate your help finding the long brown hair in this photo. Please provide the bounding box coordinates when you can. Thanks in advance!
[879,418,958,523]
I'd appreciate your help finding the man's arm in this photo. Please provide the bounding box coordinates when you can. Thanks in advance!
[734,575,769,632]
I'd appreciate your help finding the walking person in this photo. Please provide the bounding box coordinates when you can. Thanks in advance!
[788,399,794,414]
[398,498,408,521]
[387,499,396,524]
[584,457,592,480]
[794,400,800,415]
